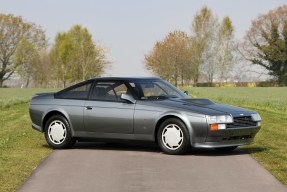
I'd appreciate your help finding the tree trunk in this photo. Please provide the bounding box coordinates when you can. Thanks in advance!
[25,76,30,88]
[209,73,213,87]
[0,79,3,88]
[193,75,198,87]
[174,76,178,87]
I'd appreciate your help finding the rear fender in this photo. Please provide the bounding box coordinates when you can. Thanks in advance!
[42,108,75,136]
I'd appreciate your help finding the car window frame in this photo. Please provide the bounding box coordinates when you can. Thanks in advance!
[88,80,136,103]
[54,80,94,100]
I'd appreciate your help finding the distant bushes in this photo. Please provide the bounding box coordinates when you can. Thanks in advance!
[194,81,285,87]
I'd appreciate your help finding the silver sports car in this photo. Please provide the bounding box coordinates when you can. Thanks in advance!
[29,77,261,155]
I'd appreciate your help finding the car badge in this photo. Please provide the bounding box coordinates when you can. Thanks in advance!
[240,113,244,116]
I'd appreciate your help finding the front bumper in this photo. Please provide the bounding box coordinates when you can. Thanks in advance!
[193,126,261,148]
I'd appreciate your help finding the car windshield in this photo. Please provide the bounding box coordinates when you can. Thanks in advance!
[128,79,188,100]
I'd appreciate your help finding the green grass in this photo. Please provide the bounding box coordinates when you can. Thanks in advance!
[184,87,287,113]
[183,87,287,185]
[0,88,58,108]
[0,88,57,192]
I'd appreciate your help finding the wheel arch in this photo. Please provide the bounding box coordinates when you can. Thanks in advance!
[154,112,193,143]
[42,109,73,134]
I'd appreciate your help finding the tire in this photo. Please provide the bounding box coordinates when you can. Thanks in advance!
[214,146,238,152]
[44,115,76,149]
[157,118,190,155]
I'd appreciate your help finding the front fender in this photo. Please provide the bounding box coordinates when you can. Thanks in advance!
[155,111,207,146]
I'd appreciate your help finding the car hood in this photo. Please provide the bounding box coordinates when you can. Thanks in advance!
[149,98,255,116]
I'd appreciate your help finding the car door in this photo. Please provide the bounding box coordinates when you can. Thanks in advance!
[54,80,93,132]
[84,80,135,133]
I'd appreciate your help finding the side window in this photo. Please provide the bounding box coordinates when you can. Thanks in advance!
[55,81,92,100]
[90,81,129,101]
[114,84,128,97]
[140,83,166,97]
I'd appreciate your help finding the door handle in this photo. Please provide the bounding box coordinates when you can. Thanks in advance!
[85,106,93,110]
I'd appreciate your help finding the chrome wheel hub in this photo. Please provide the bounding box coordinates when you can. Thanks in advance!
[162,124,183,150]
[48,120,66,144]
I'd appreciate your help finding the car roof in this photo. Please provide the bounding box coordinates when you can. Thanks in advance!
[56,77,162,94]
[89,77,161,81]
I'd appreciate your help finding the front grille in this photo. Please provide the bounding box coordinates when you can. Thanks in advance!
[227,116,256,128]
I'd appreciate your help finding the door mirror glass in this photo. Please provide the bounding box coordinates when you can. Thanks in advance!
[120,93,136,104]
[184,91,189,96]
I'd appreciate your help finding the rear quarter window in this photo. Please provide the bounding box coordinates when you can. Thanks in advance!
[55,81,92,100]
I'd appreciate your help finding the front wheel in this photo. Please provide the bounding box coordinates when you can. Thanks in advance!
[157,118,190,155]
[44,115,76,149]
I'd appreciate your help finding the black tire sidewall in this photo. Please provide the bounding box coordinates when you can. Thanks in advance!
[157,118,190,155]
[44,115,75,149]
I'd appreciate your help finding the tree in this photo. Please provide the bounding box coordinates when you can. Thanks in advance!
[241,5,287,85]
[50,25,109,88]
[13,29,47,87]
[190,8,237,85]
[32,49,51,88]
[67,25,107,81]
[145,31,192,87]
[0,14,46,87]
[217,16,235,84]
[190,6,217,85]
[13,38,37,87]
[145,7,237,86]
[50,32,74,88]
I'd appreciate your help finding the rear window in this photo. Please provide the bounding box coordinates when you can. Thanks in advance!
[55,81,92,100]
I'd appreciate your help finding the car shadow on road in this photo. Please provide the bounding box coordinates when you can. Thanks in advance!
[73,142,162,153]
[46,141,266,156]
[241,146,267,154]
[188,147,265,156]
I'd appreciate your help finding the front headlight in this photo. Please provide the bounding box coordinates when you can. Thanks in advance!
[251,113,261,121]
[206,115,233,124]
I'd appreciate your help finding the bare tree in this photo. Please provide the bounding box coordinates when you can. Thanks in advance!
[217,16,236,84]
[0,14,46,87]
[190,6,217,85]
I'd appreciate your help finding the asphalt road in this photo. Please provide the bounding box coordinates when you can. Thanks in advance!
[18,142,286,192]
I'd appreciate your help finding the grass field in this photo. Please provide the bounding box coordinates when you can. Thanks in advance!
[185,87,287,113]
[0,89,57,192]
[0,87,286,191]
[0,88,58,108]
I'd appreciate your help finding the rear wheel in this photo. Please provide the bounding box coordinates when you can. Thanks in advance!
[157,118,190,155]
[44,115,76,149]
[214,146,238,152]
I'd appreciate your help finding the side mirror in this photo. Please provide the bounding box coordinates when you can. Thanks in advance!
[120,93,136,104]
[184,91,189,96]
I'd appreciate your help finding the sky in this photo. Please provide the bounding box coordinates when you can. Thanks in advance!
[0,0,286,77]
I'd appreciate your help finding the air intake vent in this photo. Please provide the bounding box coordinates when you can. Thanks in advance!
[227,116,257,128]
